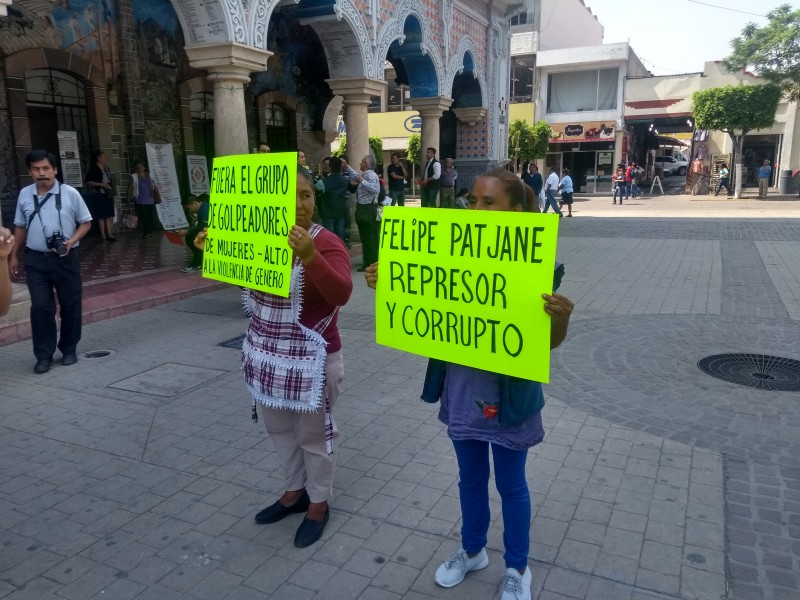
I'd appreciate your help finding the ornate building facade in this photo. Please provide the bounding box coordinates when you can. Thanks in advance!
[0,0,523,223]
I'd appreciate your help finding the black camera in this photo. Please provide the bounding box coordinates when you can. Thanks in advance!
[47,230,69,256]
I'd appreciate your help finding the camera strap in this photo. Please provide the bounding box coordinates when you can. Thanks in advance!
[28,190,63,239]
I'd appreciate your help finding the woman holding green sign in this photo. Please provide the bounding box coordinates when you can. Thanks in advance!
[195,166,352,548]
[365,168,573,600]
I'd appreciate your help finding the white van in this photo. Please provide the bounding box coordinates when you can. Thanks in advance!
[654,155,689,176]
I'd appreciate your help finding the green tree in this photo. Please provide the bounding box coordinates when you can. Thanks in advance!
[724,4,800,101]
[406,133,421,165]
[406,134,421,197]
[692,84,781,197]
[508,119,552,173]
[530,120,553,161]
[331,135,384,167]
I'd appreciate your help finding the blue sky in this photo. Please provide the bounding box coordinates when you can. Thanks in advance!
[585,0,792,75]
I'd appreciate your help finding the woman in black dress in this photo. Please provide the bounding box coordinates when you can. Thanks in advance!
[85,150,116,241]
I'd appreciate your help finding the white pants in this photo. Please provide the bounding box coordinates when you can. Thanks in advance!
[261,351,344,503]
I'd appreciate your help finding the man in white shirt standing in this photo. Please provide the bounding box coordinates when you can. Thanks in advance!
[543,166,564,217]
[419,147,441,208]
[10,150,92,373]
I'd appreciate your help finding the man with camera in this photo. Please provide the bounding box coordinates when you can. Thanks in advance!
[10,150,92,374]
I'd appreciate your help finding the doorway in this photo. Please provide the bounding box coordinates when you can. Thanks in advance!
[561,151,600,193]
[265,104,295,151]
[190,92,215,170]
[25,69,92,181]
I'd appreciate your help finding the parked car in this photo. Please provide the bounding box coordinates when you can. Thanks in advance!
[654,155,689,177]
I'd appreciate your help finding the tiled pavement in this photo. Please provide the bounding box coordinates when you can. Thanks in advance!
[1,197,800,599]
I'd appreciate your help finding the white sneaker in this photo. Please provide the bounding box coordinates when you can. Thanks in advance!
[434,547,489,588]
[499,567,532,600]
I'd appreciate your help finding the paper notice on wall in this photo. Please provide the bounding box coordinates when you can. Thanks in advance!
[146,143,189,230]
[57,131,83,187]
[187,155,210,195]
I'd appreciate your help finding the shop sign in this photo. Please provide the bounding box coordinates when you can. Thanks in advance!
[550,121,615,143]
[335,111,422,140]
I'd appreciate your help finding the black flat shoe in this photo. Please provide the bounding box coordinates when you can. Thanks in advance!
[62,352,78,366]
[34,358,52,374]
[294,507,329,548]
[254,490,310,524]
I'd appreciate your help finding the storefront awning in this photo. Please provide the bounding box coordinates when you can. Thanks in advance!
[656,135,688,147]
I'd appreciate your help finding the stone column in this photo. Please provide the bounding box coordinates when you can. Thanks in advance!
[409,96,453,166]
[326,78,386,163]
[185,44,272,157]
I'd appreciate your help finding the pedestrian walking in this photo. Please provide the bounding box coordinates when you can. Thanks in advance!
[543,166,563,217]
[364,168,573,600]
[629,162,642,198]
[521,163,544,212]
[194,167,352,548]
[714,163,733,197]
[128,162,159,238]
[10,150,92,373]
[612,165,626,204]
[624,162,635,198]
[757,159,772,198]
[558,168,574,217]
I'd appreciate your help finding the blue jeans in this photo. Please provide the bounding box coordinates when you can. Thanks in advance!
[452,439,531,570]
[544,191,562,215]
[322,217,347,243]
[613,184,626,202]
[389,189,405,206]
[421,186,439,208]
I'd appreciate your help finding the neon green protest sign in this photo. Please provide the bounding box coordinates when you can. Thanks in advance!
[375,207,559,382]
[203,153,296,297]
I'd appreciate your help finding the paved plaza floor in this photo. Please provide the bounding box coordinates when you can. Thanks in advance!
[1,195,799,600]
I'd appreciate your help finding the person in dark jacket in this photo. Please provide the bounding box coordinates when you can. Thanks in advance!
[521,163,543,212]
[85,150,116,241]
[319,157,351,244]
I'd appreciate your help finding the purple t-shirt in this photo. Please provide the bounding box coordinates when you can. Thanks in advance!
[439,363,544,451]
[136,175,155,205]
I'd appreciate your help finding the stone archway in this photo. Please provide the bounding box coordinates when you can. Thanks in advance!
[4,48,112,190]
[382,14,443,100]
[446,39,487,108]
